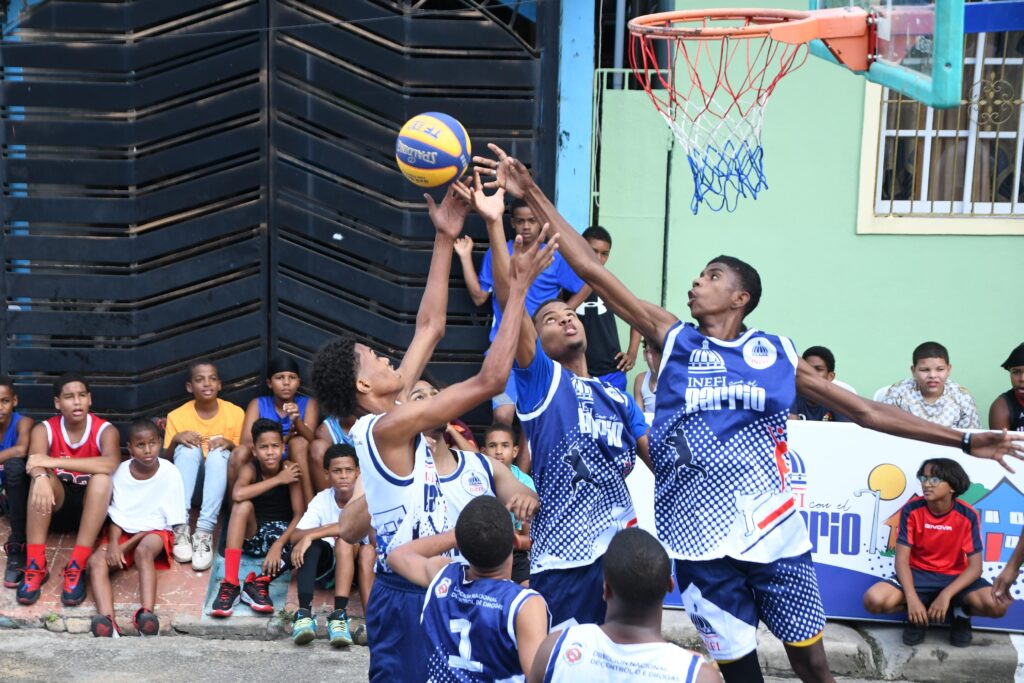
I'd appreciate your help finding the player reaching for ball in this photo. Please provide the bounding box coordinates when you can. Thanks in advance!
[474,143,1024,683]
[311,181,553,683]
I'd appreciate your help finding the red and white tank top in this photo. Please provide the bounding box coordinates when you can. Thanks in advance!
[43,414,111,485]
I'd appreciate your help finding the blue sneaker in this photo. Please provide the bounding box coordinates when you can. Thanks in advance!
[292,609,317,645]
[327,609,352,647]
[61,559,87,606]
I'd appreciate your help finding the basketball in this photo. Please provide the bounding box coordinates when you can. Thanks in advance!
[395,112,471,188]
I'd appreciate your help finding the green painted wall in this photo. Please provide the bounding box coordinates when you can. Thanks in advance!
[596,17,1021,423]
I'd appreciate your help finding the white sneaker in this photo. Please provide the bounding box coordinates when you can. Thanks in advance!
[191,531,214,571]
[172,525,193,564]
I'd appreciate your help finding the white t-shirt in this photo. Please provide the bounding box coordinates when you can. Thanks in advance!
[297,487,345,548]
[108,459,187,534]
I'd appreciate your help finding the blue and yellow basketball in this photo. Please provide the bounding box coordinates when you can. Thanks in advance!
[395,112,471,188]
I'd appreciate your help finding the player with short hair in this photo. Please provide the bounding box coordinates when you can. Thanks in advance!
[476,144,1024,683]
[790,346,850,422]
[881,342,981,429]
[529,527,719,683]
[388,494,550,683]
[318,184,552,683]
[454,172,651,629]
[18,374,121,607]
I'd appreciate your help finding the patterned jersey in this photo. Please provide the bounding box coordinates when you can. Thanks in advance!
[422,562,547,683]
[515,340,648,573]
[351,413,452,574]
[43,414,112,485]
[651,323,809,562]
[881,378,980,429]
[439,450,495,564]
[898,496,982,575]
[543,624,704,683]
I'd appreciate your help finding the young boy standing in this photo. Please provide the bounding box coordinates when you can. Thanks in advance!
[482,423,535,586]
[164,360,245,571]
[882,342,981,429]
[0,376,34,588]
[210,419,304,618]
[388,495,550,682]
[88,419,186,637]
[289,443,371,647]
[863,458,1007,647]
[17,374,120,606]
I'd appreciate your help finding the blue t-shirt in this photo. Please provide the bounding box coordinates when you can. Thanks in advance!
[478,241,584,341]
[1,413,21,451]
[257,395,310,440]
[510,464,535,531]
[514,340,648,573]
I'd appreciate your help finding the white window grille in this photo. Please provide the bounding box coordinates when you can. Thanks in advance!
[1012,511,1024,525]
[986,509,1001,524]
[874,30,1023,216]
[1007,535,1019,549]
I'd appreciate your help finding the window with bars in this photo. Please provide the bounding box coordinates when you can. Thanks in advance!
[872,30,1024,218]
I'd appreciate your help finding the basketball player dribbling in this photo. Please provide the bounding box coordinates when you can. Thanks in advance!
[474,144,1024,683]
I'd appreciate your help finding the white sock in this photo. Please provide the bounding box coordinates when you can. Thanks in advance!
[953,606,969,619]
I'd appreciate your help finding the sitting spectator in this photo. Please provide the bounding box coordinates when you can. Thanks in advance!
[229,355,320,503]
[309,413,355,495]
[529,527,718,683]
[88,419,186,637]
[0,376,34,588]
[482,422,535,586]
[210,419,303,618]
[164,360,245,571]
[17,374,120,606]
[881,342,981,428]
[633,337,662,417]
[988,342,1024,431]
[388,495,551,682]
[863,458,1007,647]
[574,226,641,392]
[289,443,373,647]
[791,346,851,422]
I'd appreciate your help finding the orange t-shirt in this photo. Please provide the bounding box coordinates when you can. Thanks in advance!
[163,399,245,456]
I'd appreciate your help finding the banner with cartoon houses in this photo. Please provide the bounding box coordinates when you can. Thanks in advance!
[625,420,1024,631]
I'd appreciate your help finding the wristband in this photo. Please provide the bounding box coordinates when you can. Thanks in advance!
[961,432,972,455]
[33,472,51,480]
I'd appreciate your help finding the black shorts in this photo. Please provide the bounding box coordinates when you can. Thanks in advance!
[512,550,531,585]
[51,479,88,533]
[886,568,991,607]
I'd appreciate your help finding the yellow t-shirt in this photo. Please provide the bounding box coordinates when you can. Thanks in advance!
[163,399,245,456]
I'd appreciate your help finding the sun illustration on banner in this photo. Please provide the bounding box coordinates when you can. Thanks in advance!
[855,464,907,555]
[868,464,907,501]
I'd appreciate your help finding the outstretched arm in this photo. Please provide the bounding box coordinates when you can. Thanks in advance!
[796,360,1024,471]
[373,231,558,462]
[474,144,679,346]
[396,183,470,402]
[455,236,490,307]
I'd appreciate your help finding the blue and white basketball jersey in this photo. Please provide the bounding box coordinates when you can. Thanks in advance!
[324,415,354,446]
[515,341,648,573]
[351,413,452,574]
[651,322,810,563]
[543,624,704,683]
[439,450,495,519]
[422,562,548,683]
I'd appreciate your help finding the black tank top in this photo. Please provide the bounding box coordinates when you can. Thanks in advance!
[1002,390,1024,431]
[252,461,293,523]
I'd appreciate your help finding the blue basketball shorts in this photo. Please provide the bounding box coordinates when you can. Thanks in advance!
[531,556,606,629]
[366,572,428,683]
[675,551,826,661]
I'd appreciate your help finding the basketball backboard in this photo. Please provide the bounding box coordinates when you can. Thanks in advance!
[810,0,964,107]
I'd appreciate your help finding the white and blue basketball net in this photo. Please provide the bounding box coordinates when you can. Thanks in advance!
[630,25,808,213]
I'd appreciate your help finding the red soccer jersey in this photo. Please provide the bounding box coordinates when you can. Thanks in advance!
[43,414,111,486]
[897,496,982,575]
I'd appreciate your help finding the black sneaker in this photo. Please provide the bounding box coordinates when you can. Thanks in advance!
[133,607,160,636]
[90,614,121,638]
[210,581,240,618]
[902,622,926,646]
[3,542,25,589]
[240,571,274,614]
[61,559,87,606]
[950,615,973,647]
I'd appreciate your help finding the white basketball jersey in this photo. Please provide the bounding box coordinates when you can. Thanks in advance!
[351,413,452,574]
[438,449,495,518]
[543,624,704,683]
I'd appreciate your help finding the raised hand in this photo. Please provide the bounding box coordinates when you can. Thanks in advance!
[453,235,474,259]
[452,168,506,223]
[969,430,1024,473]
[509,222,557,290]
[424,179,471,239]
[472,143,536,199]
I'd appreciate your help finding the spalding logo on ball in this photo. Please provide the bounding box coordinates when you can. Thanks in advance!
[395,112,472,188]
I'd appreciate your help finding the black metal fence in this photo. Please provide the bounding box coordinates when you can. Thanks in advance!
[1,0,558,429]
